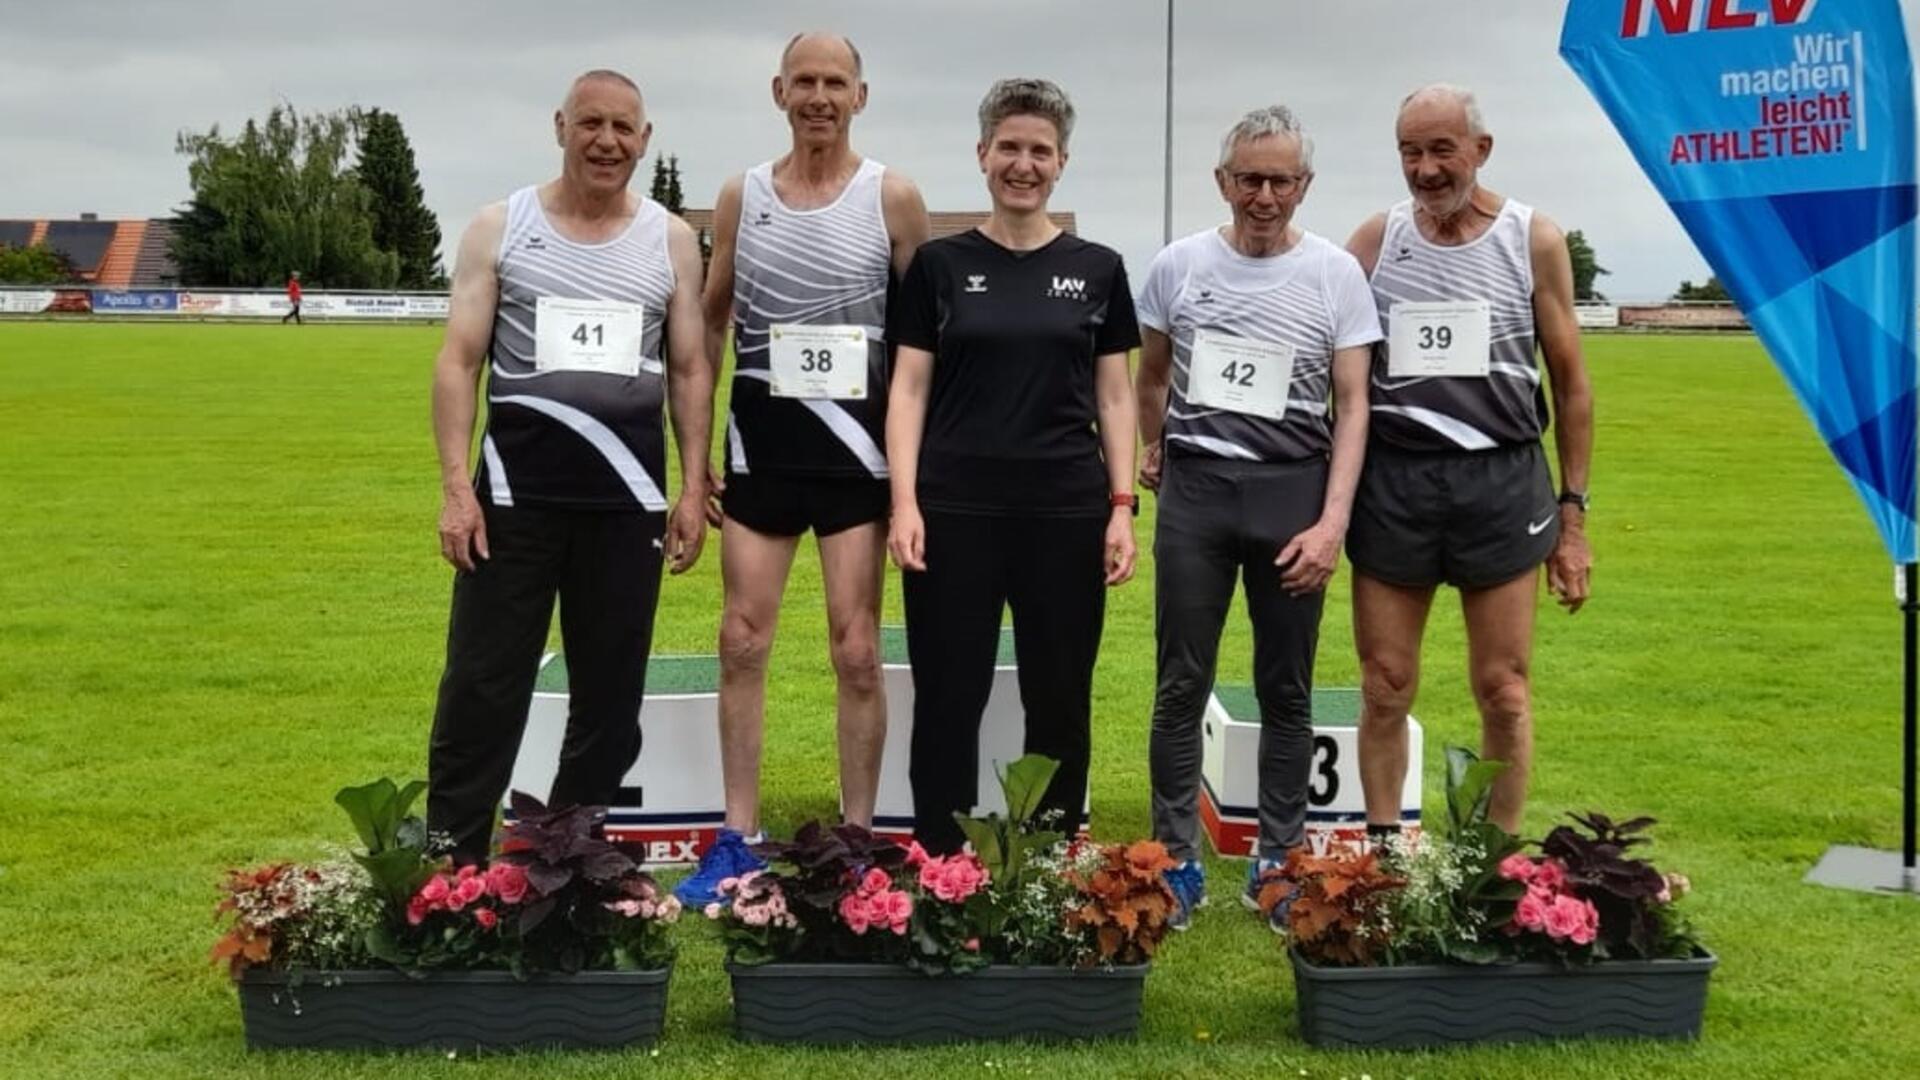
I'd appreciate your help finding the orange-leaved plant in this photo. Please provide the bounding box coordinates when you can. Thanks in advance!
[1259,847,1405,966]
[1064,840,1179,966]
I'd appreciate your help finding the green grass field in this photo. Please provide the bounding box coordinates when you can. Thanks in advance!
[1,322,1916,1078]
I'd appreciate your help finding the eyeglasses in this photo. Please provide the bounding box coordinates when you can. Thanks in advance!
[1228,171,1306,197]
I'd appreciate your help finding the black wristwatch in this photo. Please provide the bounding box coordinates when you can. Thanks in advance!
[1558,490,1590,513]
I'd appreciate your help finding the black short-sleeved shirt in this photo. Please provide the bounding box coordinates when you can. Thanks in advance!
[890,229,1141,517]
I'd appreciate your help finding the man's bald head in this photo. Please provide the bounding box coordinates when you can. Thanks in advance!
[563,69,645,117]
[780,32,863,79]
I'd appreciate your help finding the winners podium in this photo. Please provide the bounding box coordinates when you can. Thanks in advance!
[503,653,725,866]
[1200,686,1422,857]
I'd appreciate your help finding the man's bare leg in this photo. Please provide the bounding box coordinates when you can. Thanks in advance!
[716,518,801,833]
[1353,572,1437,827]
[1461,570,1539,833]
[818,521,888,827]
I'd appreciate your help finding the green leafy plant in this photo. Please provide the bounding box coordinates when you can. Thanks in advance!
[956,754,1066,943]
[333,777,437,913]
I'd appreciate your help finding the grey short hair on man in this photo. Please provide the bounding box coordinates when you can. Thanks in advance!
[565,69,643,111]
[977,78,1076,149]
[1400,83,1487,136]
[1217,105,1315,172]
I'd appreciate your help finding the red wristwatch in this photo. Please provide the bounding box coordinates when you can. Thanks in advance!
[1111,492,1139,516]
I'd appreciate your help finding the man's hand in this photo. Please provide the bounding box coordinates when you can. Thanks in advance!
[889,503,927,571]
[1105,507,1137,586]
[704,473,727,527]
[1139,442,1164,493]
[1275,517,1343,596]
[438,487,489,573]
[667,491,708,574]
[1546,514,1592,612]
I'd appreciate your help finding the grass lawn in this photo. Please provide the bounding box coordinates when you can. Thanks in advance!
[0,322,1915,1078]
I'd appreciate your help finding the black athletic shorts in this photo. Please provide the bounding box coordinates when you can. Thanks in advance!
[1346,441,1558,590]
[720,472,890,538]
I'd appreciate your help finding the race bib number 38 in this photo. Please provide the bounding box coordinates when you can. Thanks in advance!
[770,324,868,400]
[1387,300,1491,378]
[535,297,644,377]
[1186,329,1295,421]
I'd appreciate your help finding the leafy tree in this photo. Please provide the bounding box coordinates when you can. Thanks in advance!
[170,103,398,289]
[648,154,686,216]
[1565,229,1609,302]
[357,108,445,289]
[0,244,72,284]
[1673,277,1731,303]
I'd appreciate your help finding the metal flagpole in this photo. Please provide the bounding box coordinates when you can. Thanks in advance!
[1162,0,1173,247]
[1904,560,1917,890]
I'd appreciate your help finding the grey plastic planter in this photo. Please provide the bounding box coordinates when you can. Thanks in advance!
[1290,947,1716,1048]
[237,966,670,1051]
[727,961,1148,1044]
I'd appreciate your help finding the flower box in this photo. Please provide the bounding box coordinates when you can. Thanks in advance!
[1289,947,1716,1049]
[727,961,1146,1045]
[237,965,671,1051]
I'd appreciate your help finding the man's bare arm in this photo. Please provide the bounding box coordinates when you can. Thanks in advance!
[430,204,506,571]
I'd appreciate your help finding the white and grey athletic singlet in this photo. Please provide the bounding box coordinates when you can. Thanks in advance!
[474,186,674,512]
[1367,198,1547,452]
[1138,228,1380,463]
[727,158,892,479]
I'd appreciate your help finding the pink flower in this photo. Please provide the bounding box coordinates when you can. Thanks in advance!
[1544,895,1590,941]
[418,875,452,905]
[474,907,498,930]
[861,868,892,896]
[1515,891,1549,932]
[1497,854,1537,882]
[486,863,529,905]
[703,902,722,920]
[839,891,873,935]
[406,896,431,926]
[456,864,480,882]
[606,898,642,917]
[717,876,741,897]
[964,938,980,952]
[919,854,989,903]
[658,896,682,923]
[1532,858,1568,893]
[879,889,913,933]
[904,841,931,869]
[455,876,487,906]
[1569,901,1599,946]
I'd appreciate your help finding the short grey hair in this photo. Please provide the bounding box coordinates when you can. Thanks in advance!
[1217,105,1315,172]
[565,69,643,111]
[780,32,864,78]
[977,78,1075,149]
[1400,83,1487,136]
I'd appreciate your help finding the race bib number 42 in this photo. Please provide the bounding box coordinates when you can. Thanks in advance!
[770,324,868,400]
[535,297,644,377]
[1387,300,1491,378]
[1186,329,1295,421]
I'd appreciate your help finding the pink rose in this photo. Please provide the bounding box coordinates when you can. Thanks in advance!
[1569,901,1599,946]
[1533,858,1568,893]
[839,891,872,935]
[456,864,480,882]
[418,875,452,905]
[1497,854,1537,883]
[904,841,931,869]
[486,863,529,905]
[880,889,913,933]
[474,907,498,930]
[456,876,487,905]
[1544,895,1587,941]
[861,868,892,896]
[406,896,431,926]
[1515,891,1549,932]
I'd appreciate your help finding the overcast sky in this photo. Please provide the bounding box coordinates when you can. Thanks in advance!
[5,0,1918,300]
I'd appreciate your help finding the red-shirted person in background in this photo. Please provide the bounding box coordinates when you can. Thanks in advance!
[282,271,303,325]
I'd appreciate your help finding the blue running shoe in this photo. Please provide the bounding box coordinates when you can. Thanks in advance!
[1242,859,1292,935]
[1165,860,1208,932]
[672,828,767,908]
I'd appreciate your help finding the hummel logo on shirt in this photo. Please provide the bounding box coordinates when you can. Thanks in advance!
[1046,275,1087,301]
[964,274,989,294]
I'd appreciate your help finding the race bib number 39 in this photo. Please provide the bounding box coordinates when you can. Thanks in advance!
[535,297,644,377]
[1387,300,1491,378]
[1186,329,1295,421]
[770,324,868,400]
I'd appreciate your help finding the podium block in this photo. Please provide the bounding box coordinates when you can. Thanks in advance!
[1199,686,1423,858]
[503,653,724,866]
[871,626,1089,838]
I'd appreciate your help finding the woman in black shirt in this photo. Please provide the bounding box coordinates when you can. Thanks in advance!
[886,77,1141,852]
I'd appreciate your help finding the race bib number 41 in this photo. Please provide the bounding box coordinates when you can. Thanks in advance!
[535,297,645,377]
[770,324,868,400]
[1387,300,1491,378]
[1186,329,1295,421]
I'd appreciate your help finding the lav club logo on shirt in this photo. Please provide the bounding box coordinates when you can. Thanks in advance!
[1045,275,1086,301]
